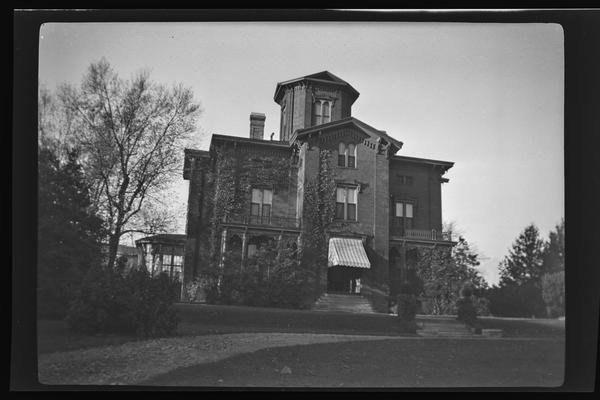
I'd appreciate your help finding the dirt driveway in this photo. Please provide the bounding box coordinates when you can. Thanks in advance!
[38,332,402,386]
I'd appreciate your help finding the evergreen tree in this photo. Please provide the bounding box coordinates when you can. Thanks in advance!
[542,218,565,273]
[38,145,105,318]
[540,219,565,317]
[498,224,545,287]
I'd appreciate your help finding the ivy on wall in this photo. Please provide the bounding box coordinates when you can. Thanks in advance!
[298,149,338,295]
[202,146,294,273]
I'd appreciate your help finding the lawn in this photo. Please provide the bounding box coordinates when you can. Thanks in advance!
[142,337,565,388]
[38,303,565,354]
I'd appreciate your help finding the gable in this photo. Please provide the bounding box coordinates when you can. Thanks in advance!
[292,117,403,155]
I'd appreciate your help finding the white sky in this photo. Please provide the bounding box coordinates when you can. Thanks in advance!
[39,22,564,285]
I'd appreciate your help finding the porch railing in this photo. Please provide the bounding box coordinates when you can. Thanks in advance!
[391,227,453,242]
[222,213,301,229]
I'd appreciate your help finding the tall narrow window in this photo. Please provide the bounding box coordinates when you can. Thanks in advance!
[313,100,322,125]
[393,201,414,235]
[338,142,357,168]
[338,143,346,167]
[322,101,330,123]
[347,187,357,221]
[405,203,413,229]
[336,186,358,221]
[251,188,272,224]
[336,187,346,219]
[347,143,356,168]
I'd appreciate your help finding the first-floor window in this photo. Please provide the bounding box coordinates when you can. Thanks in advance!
[251,188,273,224]
[336,186,357,221]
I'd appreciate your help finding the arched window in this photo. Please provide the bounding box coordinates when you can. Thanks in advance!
[347,143,356,168]
[322,101,330,123]
[313,100,322,125]
[338,142,346,167]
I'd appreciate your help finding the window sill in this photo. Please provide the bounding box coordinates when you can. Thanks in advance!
[337,166,358,170]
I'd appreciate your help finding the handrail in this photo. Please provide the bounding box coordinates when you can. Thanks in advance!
[391,227,453,242]
[223,213,301,229]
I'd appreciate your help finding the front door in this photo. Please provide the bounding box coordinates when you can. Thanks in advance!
[327,266,362,294]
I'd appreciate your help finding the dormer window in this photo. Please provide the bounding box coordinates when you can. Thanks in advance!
[313,99,332,125]
[338,142,357,168]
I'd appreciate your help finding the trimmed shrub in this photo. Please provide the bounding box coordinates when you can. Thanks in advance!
[456,296,478,326]
[66,265,180,337]
[396,294,418,333]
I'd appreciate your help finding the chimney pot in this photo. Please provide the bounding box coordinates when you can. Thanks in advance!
[249,112,266,140]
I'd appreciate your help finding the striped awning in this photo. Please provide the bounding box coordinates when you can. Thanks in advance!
[328,237,371,269]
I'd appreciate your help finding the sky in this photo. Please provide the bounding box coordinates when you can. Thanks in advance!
[38,22,564,285]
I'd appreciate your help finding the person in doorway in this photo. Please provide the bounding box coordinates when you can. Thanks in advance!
[355,278,361,294]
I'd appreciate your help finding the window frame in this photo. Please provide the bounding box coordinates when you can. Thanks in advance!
[313,99,332,125]
[336,185,358,221]
[337,142,358,169]
[250,188,273,224]
[393,200,415,234]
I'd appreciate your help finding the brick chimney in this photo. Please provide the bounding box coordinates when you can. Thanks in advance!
[249,112,266,140]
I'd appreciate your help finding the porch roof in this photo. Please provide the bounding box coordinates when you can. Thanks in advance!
[328,238,371,269]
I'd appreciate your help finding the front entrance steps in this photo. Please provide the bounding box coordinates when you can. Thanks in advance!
[312,293,376,314]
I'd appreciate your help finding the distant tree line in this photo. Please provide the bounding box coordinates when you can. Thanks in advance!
[408,219,564,319]
[486,220,565,318]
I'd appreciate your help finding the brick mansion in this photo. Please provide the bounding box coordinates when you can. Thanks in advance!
[182,71,455,311]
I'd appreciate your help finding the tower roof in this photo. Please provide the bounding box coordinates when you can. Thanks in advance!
[273,71,360,105]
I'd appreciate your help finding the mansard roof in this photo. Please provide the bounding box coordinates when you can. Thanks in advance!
[274,71,360,105]
[291,117,404,155]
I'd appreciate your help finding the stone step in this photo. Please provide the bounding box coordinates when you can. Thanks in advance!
[312,294,375,314]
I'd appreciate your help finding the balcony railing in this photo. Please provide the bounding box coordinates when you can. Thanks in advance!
[391,226,453,242]
[222,213,301,229]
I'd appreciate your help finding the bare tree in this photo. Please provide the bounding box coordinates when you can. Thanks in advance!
[59,59,201,269]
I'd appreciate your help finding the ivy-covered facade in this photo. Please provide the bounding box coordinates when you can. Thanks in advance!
[182,71,455,311]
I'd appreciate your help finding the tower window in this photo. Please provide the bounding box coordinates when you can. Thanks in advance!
[313,99,332,126]
[322,101,330,123]
[313,101,322,125]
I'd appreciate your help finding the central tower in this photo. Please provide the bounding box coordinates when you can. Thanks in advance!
[273,71,360,142]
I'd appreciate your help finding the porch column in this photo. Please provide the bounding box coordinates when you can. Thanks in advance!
[218,228,228,269]
[276,233,283,262]
[399,244,407,285]
[241,232,248,270]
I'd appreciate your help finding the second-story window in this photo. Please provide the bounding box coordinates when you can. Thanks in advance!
[336,186,357,221]
[251,188,272,224]
[338,142,357,168]
[394,201,414,233]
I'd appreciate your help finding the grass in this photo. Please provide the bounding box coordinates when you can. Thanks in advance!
[38,303,565,354]
[142,337,565,388]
